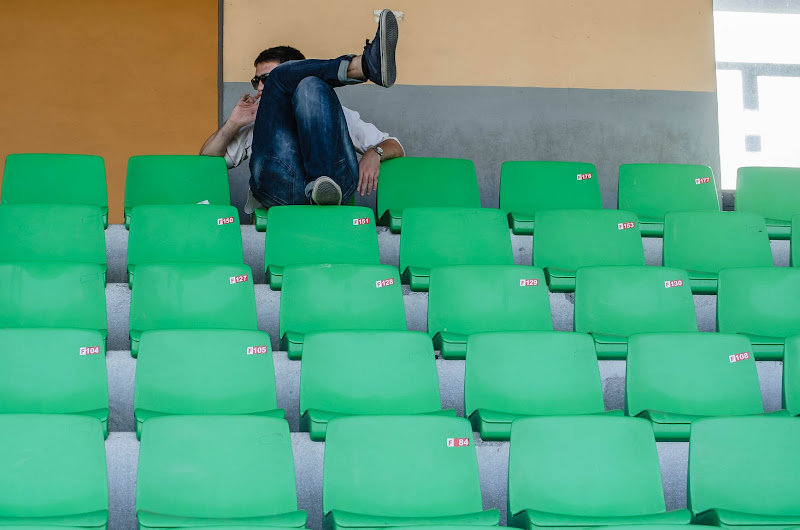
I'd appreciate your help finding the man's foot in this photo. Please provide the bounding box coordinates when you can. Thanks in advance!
[362,9,398,87]
[310,176,342,205]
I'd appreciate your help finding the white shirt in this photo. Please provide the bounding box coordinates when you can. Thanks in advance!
[224,106,403,170]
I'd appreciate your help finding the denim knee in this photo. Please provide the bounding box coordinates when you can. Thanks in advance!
[293,77,333,106]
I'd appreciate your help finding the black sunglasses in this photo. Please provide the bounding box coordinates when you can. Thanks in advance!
[251,73,269,90]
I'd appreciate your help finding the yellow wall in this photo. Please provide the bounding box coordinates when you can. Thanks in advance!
[224,0,716,92]
[0,0,218,223]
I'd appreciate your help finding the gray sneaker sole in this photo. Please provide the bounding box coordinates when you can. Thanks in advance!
[379,9,398,87]
[311,177,342,205]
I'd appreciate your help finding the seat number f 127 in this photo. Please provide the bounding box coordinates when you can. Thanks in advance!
[230,275,249,284]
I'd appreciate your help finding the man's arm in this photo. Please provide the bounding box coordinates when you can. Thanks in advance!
[199,94,259,158]
[357,138,404,196]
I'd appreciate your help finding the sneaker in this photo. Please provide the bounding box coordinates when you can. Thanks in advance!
[310,176,342,205]
[363,9,398,88]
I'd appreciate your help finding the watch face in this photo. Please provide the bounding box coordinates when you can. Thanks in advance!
[374,146,384,157]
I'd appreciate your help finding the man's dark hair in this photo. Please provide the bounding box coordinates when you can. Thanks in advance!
[254,46,305,66]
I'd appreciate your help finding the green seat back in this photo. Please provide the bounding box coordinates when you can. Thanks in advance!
[399,207,513,291]
[300,331,442,439]
[736,166,800,238]
[279,264,406,359]
[500,161,602,234]
[323,416,488,520]
[136,416,304,527]
[376,157,480,231]
[465,331,605,439]
[508,416,668,521]
[134,329,278,438]
[689,417,800,524]
[626,332,763,440]
[129,263,257,356]
[264,205,379,289]
[784,336,800,416]
[0,414,107,527]
[1,154,108,224]
[618,164,719,236]
[127,204,244,287]
[124,155,230,228]
[0,204,106,268]
[533,209,645,291]
[0,262,107,336]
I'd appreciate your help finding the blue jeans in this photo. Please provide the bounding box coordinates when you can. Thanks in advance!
[249,57,360,206]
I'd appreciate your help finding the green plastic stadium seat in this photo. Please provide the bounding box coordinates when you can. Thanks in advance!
[134,329,281,439]
[618,164,719,237]
[736,166,800,239]
[508,416,691,530]
[500,161,602,234]
[791,215,800,267]
[124,155,230,228]
[717,267,800,360]
[784,336,800,416]
[574,266,697,359]
[0,414,108,529]
[428,266,553,359]
[136,415,305,530]
[0,262,107,341]
[1,153,109,227]
[279,264,406,359]
[0,329,109,437]
[465,331,617,441]
[688,416,800,529]
[0,204,106,274]
[533,209,645,292]
[129,263,257,357]
[254,196,357,231]
[300,330,450,441]
[127,204,244,288]
[662,211,772,294]
[376,157,481,232]
[400,208,514,291]
[323,415,500,530]
[626,332,763,441]
[264,205,379,290]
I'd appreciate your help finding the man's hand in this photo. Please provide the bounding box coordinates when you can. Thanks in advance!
[229,93,260,128]
[358,149,381,196]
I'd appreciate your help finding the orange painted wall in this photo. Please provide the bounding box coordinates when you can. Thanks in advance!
[0,0,218,223]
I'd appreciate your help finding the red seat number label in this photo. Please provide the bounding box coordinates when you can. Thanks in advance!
[376,278,394,288]
[247,346,268,355]
[729,351,750,363]
[230,275,249,284]
[664,280,684,288]
[695,177,711,185]
[80,346,100,356]
[217,217,235,225]
[353,218,371,225]
[618,222,635,230]
[447,437,470,447]
[577,173,593,180]
[520,279,539,286]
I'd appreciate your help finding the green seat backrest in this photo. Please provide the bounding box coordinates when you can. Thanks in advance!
[0,204,106,268]
[574,266,697,336]
[136,416,301,523]
[662,211,772,272]
[428,266,552,338]
[300,330,441,417]
[399,207,513,274]
[784,336,800,415]
[0,414,107,527]
[264,205,379,287]
[0,329,108,428]
[376,157,480,229]
[688,417,800,519]
[323,415,484,518]
[124,155,230,227]
[0,262,107,335]
[533,209,645,270]
[508,416,667,518]
[465,331,604,418]
[1,154,109,224]
[128,204,243,286]
[717,267,800,338]
[736,166,800,223]
[129,263,257,356]
[626,332,763,417]
[500,161,601,219]
[134,329,277,427]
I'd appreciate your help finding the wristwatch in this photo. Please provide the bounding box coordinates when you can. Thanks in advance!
[371,145,384,159]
